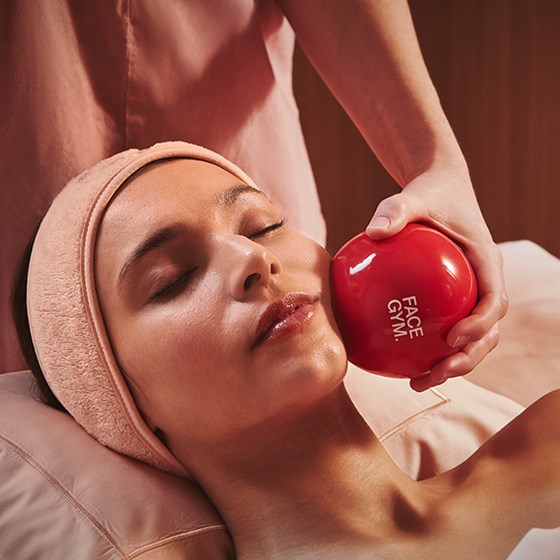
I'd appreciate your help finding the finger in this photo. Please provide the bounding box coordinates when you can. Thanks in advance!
[410,326,500,392]
[461,242,509,323]
[440,325,500,378]
[463,240,505,297]
[366,193,423,240]
[409,372,440,393]
[446,289,508,347]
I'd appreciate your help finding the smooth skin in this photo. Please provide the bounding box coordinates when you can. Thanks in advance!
[277,0,508,391]
[96,160,559,560]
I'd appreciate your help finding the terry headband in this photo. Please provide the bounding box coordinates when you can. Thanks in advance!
[27,141,257,478]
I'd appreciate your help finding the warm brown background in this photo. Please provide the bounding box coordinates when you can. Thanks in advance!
[293,0,559,257]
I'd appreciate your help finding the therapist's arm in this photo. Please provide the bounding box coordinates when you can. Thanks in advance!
[278,0,508,390]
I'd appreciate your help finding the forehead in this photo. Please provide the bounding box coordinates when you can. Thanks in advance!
[100,158,243,230]
[115,158,241,208]
[96,158,264,266]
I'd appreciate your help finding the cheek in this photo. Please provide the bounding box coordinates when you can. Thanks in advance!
[113,310,225,429]
[282,234,331,279]
[120,306,221,378]
[284,236,334,312]
[116,307,252,444]
[113,291,251,419]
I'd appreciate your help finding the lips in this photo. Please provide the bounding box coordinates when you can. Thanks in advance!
[252,292,320,348]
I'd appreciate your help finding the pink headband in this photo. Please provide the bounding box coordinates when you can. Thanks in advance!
[27,141,257,478]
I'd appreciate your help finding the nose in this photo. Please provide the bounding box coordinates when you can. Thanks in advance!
[219,235,282,301]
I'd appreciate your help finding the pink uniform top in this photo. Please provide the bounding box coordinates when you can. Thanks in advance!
[0,0,326,372]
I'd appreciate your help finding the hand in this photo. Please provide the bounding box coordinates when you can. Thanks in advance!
[366,166,508,392]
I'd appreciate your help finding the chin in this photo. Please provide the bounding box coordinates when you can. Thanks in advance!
[279,331,348,401]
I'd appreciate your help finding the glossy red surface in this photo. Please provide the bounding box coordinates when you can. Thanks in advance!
[330,224,478,378]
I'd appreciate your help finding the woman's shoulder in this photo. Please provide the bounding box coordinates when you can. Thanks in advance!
[480,388,560,528]
[473,388,560,522]
[411,389,560,557]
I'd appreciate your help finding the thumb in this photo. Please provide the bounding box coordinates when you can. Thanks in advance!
[366,193,421,240]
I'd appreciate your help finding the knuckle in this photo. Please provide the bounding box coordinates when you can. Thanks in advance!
[488,244,509,317]
[498,290,509,317]
[487,325,500,352]
[380,195,407,217]
[468,313,493,341]
[492,243,505,264]
[457,356,475,376]
[447,353,472,377]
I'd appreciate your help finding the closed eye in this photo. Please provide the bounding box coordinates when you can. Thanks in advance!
[249,217,287,239]
[151,269,197,301]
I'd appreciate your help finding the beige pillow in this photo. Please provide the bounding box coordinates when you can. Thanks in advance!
[0,371,234,559]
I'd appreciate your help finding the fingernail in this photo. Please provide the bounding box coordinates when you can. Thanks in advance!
[452,335,469,348]
[367,216,391,231]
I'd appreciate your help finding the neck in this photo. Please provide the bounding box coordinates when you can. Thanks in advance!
[179,385,430,559]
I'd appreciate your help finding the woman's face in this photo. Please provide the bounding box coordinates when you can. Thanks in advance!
[95,159,346,451]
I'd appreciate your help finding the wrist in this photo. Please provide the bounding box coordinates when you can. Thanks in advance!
[376,117,469,188]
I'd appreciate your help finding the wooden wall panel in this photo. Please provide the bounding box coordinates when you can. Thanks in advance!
[293,1,560,257]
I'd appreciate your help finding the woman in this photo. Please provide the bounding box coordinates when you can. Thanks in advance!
[19,142,559,558]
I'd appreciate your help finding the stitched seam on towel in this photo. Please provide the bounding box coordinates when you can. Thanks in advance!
[0,434,127,558]
[378,388,450,442]
[128,525,230,558]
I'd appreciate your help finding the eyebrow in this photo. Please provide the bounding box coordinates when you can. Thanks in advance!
[116,184,267,291]
[216,184,267,208]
